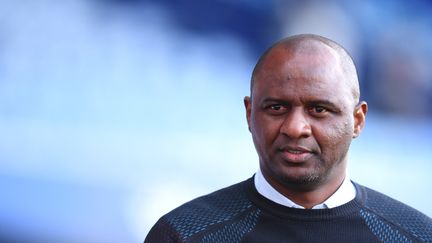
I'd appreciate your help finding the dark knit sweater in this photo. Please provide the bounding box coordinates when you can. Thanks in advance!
[145,177,432,242]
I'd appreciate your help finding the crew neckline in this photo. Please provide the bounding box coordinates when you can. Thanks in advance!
[244,175,365,221]
[254,169,356,209]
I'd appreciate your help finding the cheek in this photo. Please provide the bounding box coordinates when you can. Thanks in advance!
[251,114,281,148]
[318,119,354,153]
[333,120,353,138]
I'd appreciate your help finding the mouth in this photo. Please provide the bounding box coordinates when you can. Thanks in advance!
[279,146,314,163]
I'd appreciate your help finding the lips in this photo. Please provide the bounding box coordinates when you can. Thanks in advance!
[279,145,313,163]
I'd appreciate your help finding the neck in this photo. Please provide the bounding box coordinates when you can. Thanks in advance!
[263,168,346,209]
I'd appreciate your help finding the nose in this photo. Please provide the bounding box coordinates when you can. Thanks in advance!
[280,108,312,138]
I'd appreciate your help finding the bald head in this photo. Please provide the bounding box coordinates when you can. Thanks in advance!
[251,34,360,104]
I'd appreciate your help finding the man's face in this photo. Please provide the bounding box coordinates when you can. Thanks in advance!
[245,45,365,191]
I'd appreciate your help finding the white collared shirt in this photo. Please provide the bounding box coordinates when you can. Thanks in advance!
[254,169,356,209]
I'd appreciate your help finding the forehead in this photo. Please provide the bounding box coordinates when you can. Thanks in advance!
[254,77,349,106]
[252,45,354,106]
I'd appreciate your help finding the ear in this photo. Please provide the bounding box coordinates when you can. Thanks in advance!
[244,96,252,132]
[353,101,368,138]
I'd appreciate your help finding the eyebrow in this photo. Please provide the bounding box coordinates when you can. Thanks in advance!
[260,97,337,106]
[307,100,339,108]
[260,97,289,104]
[259,97,342,110]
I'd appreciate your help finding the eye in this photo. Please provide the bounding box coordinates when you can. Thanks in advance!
[270,104,283,111]
[313,106,327,113]
[308,105,330,117]
[266,104,288,115]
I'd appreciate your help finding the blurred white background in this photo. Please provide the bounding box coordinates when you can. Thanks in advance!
[0,0,431,242]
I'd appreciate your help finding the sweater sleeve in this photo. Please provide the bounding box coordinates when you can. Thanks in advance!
[144,217,181,243]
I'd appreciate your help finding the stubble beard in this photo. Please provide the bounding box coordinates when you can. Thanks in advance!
[278,170,323,191]
[271,156,329,192]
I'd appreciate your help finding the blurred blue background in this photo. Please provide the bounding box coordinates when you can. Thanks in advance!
[1,0,431,242]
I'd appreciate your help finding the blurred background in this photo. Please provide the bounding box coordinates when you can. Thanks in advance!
[1,0,431,242]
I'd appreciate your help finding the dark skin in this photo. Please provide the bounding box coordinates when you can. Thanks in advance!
[244,36,367,209]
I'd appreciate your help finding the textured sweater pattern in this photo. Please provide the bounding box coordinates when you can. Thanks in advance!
[145,177,432,242]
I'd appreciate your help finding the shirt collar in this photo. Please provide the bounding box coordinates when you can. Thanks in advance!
[254,168,356,209]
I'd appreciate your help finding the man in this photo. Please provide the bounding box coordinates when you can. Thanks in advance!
[145,34,432,242]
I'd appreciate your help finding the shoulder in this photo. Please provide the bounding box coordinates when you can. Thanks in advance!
[145,177,258,242]
[163,177,255,228]
[354,182,432,242]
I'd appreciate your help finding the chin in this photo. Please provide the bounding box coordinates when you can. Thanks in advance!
[277,171,324,191]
